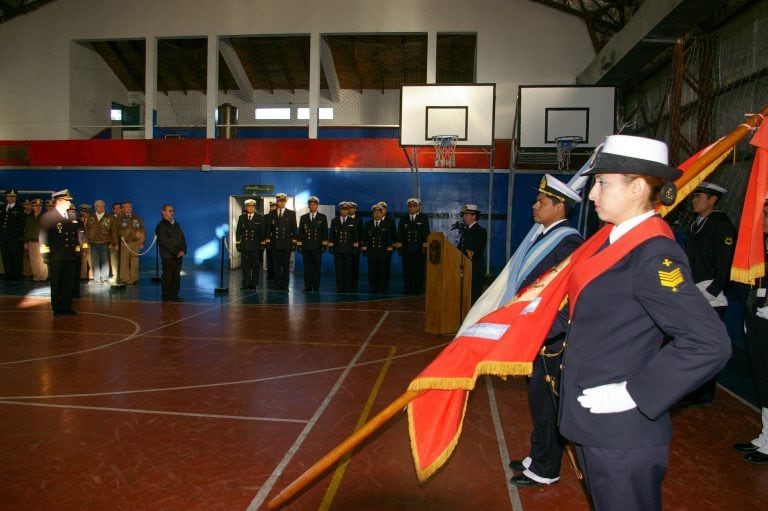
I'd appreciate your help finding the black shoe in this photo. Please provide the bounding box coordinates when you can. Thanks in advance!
[303,287,311,292]
[744,451,768,464]
[62,310,77,315]
[682,396,713,407]
[734,442,760,452]
[171,297,184,302]
[510,474,541,487]
[508,459,526,472]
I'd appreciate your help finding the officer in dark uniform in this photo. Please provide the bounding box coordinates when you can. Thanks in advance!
[348,201,364,290]
[329,202,359,293]
[550,135,731,511]
[39,190,81,316]
[361,203,395,294]
[509,174,584,488]
[235,198,265,290]
[297,196,328,292]
[1,189,26,281]
[265,201,277,281]
[267,193,297,291]
[397,198,430,295]
[456,204,487,304]
[683,181,737,405]
[378,201,397,291]
[735,195,768,464]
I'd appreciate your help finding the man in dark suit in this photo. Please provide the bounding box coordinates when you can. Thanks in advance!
[457,204,488,304]
[155,204,187,302]
[397,198,430,295]
[267,193,296,291]
[329,202,359,293]
[1,189,26,281]
[235,198,265,290]
[508,174,584,488]
[39,190,81,316]
[378,201,397,291]
[361,203,395,293]
[347,201,364,290]
[297,196,328,292]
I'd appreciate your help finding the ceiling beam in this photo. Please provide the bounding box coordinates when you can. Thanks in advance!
[219,38,253,102]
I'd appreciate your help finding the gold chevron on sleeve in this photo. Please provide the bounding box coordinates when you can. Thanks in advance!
[658,267,684,292]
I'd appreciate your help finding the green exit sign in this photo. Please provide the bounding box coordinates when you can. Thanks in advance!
[244,184,274,195]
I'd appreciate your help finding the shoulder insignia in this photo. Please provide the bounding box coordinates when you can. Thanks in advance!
[658,266,684,292]
[724,236,733,246]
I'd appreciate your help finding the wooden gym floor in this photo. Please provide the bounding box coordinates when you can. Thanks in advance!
[0,269,766,510]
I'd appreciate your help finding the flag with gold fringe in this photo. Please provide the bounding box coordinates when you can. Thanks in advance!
[405,141,724,483]
[731,121,768,284]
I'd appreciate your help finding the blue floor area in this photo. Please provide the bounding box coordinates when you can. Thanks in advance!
[2,268,760,408]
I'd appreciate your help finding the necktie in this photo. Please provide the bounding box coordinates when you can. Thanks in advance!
[375,221,379,228]
[311,214,315,222]
[411,215,415,221]
[342,218,345,225]
[279,209,283,218]
[248,214,252,221]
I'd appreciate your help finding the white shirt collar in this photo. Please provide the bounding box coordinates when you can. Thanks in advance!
[610,210,656,244]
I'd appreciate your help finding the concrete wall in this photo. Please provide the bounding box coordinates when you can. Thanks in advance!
[0,0,594,140]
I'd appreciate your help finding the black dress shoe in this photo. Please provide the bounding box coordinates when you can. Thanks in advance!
[62,310,77,315]
[734,442,759,452]
[508,459,526,472]
[171,297,184,302]
[510,474,541,487]
[744,451,768,464]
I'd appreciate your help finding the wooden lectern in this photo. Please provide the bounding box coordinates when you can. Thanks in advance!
[425,232,472,334]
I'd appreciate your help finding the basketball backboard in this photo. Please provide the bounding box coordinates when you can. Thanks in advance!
[517,85,616,149]
[400,84,496,147]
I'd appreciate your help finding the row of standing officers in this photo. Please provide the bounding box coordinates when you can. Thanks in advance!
[235,194,434,295]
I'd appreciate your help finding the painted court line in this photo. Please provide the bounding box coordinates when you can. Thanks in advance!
[486,376,524,511]
[246,311,390,511]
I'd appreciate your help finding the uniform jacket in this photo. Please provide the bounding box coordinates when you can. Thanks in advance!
[23,212,44,242]
[236,212,266,252]
[554,232,731,449]
[39,209,81,262]
[685,210,736,296]
[362,218,395,258]
[398,213,430,253]
[268,208,297,250]
[86,213,114,244]
[0,202,25,241]
[329,216,359,254]
[115,213,146,245]
[459,222,487,262]
[519,221,584,290]
[297,212,328,251]
[155,219,187,259]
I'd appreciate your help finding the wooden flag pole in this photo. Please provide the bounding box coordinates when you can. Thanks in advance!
[675,106,768,189]
[267,390,421,510]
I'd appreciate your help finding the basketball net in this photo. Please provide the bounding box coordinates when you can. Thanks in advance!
[432,135,458,168]
[555,135,583,170]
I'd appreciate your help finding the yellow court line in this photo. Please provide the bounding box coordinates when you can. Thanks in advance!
[318,345,398,511]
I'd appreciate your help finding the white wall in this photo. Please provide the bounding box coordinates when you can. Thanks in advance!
[0,0,594,140]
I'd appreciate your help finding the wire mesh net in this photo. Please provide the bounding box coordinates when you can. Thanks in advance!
[432,135,458,168]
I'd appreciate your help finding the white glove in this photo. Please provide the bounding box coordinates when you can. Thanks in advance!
[757,306,768,321]
[577,381,637,414]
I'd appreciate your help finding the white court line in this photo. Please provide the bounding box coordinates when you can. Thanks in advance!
[0,341,448,401]
[246,311,390,511]
[485,375,524,511]
[0,399,307,424]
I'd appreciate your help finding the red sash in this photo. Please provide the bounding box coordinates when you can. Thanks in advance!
[568,216,674,316]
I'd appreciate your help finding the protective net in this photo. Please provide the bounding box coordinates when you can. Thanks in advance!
[618,1,768,230]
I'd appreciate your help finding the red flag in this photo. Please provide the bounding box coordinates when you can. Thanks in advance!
[731,122,768,283]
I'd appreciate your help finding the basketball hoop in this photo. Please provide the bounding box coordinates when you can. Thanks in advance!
[432,135,459,168]
[555,135,583,170]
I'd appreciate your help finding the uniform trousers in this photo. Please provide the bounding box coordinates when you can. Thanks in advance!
[241,250,261,288]
[89,242,110,283]
[334,252,354,292]
[367,255,388,293]
[526,352,564,479]
[27,241,48,281]
[118,241,141,284]
[49,260,78,313]
[302,249,322,290]
[109,246,119,281]
[80,248,92,279]
[402,251,425,294]
[272,248,290,290]
[575,443,668,511]
[160,256,182,300]
[1,239,23,280]
[745,312,768,408]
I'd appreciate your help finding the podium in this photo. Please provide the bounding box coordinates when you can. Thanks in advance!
[425,232,472,334]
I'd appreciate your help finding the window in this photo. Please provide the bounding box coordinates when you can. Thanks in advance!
[255,107,291,120]
[110,109,123,121]
[297,107,334,120]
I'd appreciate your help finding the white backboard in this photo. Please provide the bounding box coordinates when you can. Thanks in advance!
[400,84,496,147]
[518,85,616,149]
